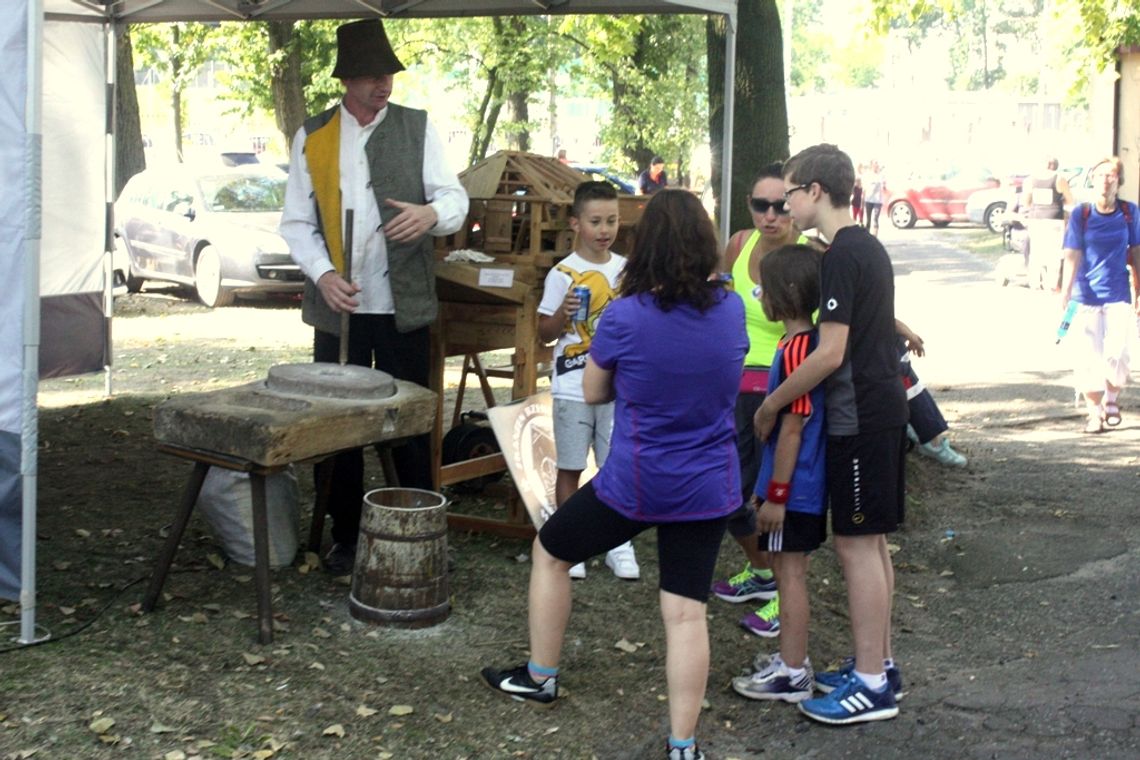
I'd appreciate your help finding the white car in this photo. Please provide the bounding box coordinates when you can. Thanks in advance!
[965,185,1018,233]
[114,166,302,307]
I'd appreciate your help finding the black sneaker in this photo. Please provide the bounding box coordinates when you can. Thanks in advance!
[480,664,558,707]
[666,743,705,760]
[322,542,356,576]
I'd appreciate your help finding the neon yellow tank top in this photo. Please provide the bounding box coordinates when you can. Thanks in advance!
[731,229,809,368]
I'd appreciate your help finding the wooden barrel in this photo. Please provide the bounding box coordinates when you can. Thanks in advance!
[349,488,449,627]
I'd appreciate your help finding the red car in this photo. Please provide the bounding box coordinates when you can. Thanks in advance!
[886,166,1000,229]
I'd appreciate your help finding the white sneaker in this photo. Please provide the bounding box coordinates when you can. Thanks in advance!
[605,542,640,580]
[569,562,586,579]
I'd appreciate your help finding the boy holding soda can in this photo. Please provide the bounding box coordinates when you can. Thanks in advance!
[536,181,639,580]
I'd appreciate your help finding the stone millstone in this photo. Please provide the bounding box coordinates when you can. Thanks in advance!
[266,362,396,400]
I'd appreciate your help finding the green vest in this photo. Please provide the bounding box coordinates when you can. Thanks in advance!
[300,103,437,334]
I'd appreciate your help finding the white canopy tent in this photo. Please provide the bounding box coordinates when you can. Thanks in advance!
[4,0,738,643]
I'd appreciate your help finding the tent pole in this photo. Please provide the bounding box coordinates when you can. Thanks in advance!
[103,18,115,397]
[717,8,736,245]
[20,0,43,646]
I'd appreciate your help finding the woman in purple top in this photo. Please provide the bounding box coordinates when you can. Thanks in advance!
[482,190,747,760]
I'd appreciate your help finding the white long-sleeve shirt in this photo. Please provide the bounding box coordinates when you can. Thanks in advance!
[279,102,468,314]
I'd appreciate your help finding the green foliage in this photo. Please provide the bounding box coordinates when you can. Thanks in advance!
[559,14,709,176]
[213,20,340,118]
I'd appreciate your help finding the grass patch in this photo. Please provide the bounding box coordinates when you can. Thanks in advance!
[956,227,1008,263]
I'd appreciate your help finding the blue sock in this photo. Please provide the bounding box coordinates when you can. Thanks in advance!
[668,735,695,750]
[527,661,558,682]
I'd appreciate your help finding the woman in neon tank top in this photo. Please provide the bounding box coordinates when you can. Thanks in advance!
[710,162,813,638]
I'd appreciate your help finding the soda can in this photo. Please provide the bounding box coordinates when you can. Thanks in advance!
[571,286,591,323]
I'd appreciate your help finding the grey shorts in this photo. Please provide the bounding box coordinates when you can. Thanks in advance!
[553,398,614,471]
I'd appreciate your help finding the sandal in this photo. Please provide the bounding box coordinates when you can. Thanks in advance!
[1102,402,1122,427]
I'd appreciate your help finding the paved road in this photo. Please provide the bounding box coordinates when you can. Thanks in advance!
[708,226,1140,760]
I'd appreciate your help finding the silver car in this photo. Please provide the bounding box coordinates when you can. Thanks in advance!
[115,166,302,307]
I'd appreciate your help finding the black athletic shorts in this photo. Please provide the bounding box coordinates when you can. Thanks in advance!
[759,509,827,553]
[826,426,906,536]
[538,481,729,602]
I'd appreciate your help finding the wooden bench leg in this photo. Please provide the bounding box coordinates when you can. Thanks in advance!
[249,472,274,645]
[308,459,334,555]
[141,462,210,613]
[374,445,401,488]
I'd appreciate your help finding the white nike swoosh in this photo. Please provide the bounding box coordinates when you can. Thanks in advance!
[498,677,539,694]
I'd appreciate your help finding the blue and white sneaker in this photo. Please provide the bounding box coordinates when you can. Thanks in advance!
[814,657,906,701]
[798,675,898,725]
[480,664,558,708]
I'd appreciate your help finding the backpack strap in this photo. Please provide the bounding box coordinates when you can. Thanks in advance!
[1081,201,1138,246]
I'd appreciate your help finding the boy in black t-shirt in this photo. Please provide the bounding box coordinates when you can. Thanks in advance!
[754,144,909,726]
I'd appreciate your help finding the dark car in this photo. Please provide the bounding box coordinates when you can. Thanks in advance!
[569,164,637,195]
[115,166,302,307]
[887,165,1001,229]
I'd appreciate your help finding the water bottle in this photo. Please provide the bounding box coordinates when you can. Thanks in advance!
[1055,301,1078,344]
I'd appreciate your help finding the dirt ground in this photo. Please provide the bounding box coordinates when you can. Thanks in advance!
[3,231,1139,760]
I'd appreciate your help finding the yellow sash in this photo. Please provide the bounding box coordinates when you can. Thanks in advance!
[304,109,345,274]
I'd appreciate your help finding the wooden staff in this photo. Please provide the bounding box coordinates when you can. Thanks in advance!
[339,208,354,365]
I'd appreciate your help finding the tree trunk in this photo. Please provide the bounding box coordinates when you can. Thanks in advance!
[114,27,146,197]
[508,91,529,152]
[172,25,183,160]
[469,70,503,165]
[267,21,308,153]
[707,0,789,235]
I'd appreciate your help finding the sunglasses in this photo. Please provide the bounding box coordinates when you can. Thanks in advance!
[749,197,790,215]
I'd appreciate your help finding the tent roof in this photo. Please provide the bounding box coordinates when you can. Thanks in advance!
[48,0,736,23]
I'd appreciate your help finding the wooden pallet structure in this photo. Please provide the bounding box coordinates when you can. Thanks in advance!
[430,151,643,535]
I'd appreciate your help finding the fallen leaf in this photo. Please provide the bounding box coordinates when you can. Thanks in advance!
[252,751,275,760]
[88,717,115,734]
[243,652,267,666]
[355,705,378,717]
[312,628,331,639]
[58,606,76,616]
[164,751,186,760]
[206,553,226,570]
[322,723,345,738]
[232,610,252,620]
[886,542,901,554]
[309,662,325,671]
[148,722,176,734]
[53,561,71,571]
[614,638,639,653]
[233,574,252,583]
[433,712,453,723]
[388,705,414,716]
[75,528,91,538]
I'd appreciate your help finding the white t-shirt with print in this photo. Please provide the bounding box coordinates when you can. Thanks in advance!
[537,251,626,402]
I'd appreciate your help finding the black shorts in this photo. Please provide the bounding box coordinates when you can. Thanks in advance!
[538,481,728,602]
[727,391,764,539]
[827,427,906,536]
[760,509,827,553]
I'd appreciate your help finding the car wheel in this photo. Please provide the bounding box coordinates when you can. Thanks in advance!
[984,202,1007,234]
[194,245,234,308]
[889,201,916,229]
[931,220,951,228]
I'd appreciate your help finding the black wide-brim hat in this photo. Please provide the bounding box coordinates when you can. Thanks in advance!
[332,19,405,79]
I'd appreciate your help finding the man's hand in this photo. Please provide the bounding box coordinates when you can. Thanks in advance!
[756,500,786,535]
[383,199,438,243]
[316,270,361,313]
[754,399,777,441]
